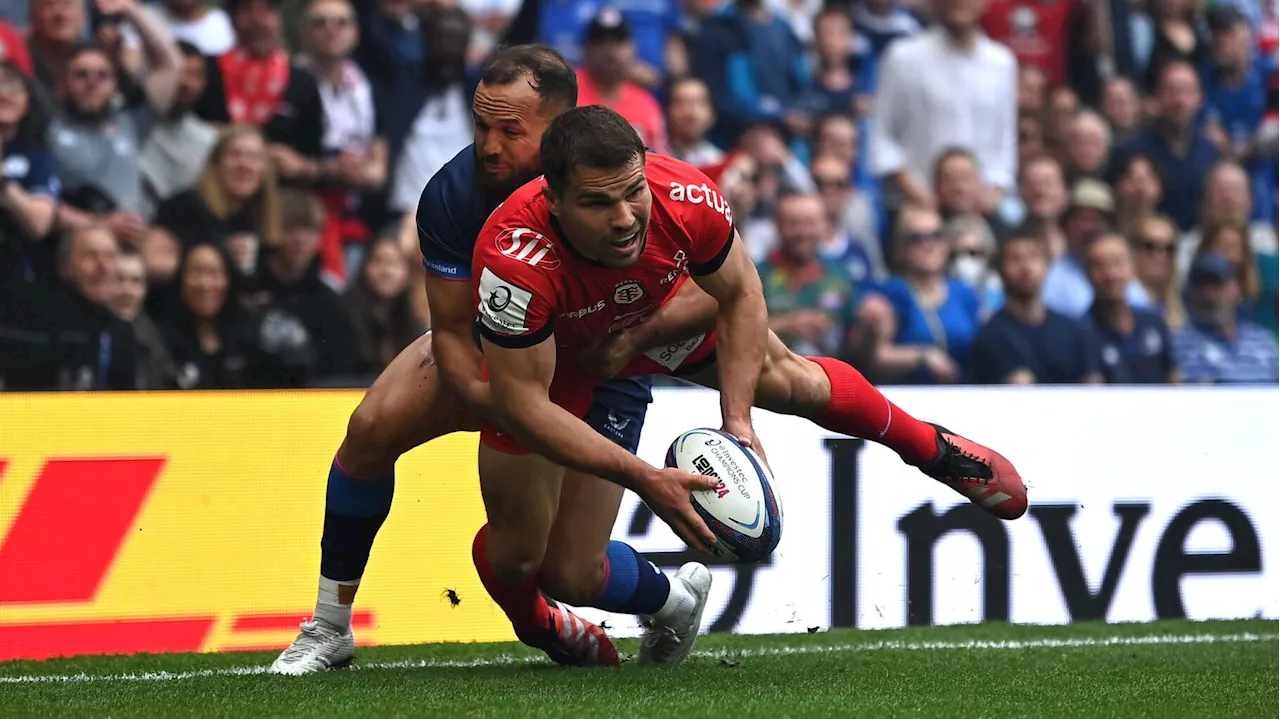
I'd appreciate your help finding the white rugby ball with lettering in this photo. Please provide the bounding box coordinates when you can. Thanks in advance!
[665,428,782,563]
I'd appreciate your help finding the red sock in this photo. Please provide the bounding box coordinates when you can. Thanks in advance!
[471,524,550,639]
[806,357,939,465]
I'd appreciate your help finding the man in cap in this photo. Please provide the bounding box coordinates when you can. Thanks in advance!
[575,8,667,155]
[1042,178,1149,318]
[1173,252,1279,384]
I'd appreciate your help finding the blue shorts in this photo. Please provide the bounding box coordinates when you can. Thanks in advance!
[583,376,653,454]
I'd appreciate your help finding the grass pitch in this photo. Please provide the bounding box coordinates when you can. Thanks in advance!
[2,619,1275,718]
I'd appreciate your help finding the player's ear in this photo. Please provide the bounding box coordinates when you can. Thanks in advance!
[541,185,561,217]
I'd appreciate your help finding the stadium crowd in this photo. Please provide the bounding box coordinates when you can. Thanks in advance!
[0,0,1276,391]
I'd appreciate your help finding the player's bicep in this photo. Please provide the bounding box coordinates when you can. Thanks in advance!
[423,273,474,336]
[690,230,762,304]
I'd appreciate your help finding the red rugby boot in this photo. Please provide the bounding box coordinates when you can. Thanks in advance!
[918,424,1027,520]
[520,600,620,668]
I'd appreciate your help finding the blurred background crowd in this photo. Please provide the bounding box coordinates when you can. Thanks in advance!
[0,0,1275,391]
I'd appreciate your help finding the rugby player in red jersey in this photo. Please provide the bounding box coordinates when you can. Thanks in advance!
[469,106,1028,661]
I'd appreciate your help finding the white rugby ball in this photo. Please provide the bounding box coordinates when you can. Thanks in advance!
[665,428,782,563]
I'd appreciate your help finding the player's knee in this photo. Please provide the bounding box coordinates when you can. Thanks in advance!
[540,554,607,606]
[339,394,402,476]
[487,543,545,585]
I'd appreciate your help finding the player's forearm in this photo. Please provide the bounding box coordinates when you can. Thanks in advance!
[499,397,653,490]
[629,279,719,350]
[432,327,488,408]
[714,290,768,425]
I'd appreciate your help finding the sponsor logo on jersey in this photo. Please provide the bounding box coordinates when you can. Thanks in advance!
[477,267,534,335]
[561,300,606,319]
[613,281,645,305]
[668,182,734,225]
[660,250,689,286]
[496,227,561,269]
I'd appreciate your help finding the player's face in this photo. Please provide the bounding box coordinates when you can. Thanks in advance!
[473,79,551,197]
[546,156,651,269]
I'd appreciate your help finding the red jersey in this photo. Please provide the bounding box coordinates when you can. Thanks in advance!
[472,154,734,415]
[982,0,1077,86]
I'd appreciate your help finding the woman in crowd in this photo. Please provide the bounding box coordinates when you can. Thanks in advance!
[858,204,981,384]
[153,125,282,274]
[1111,153,1165,238]
[945,214,1002,320]
[161,242,260,390]
[1181,163,1279,266]
[345,237,425,375]
[1131,215,1186,330]
[0,58,58,281]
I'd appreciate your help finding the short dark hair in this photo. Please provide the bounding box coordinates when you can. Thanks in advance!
[480,44,577,111]
[541,106,645,195]
[998,227,1050,266]
[64,41,114,72]
[932,146,979,186]
[175,40,204,59]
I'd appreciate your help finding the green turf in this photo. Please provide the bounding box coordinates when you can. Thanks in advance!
[2,620,1275,718]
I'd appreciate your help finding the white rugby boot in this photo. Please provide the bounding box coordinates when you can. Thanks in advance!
[269,619,356,675]
[637,562,712,667]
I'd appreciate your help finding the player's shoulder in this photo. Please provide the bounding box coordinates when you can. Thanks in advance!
[474,177,563,280]
[648,153,735,227]
[419,146,477,212]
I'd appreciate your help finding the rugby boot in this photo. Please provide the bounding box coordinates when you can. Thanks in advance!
[918,424,1027,520]
[520,600,621,667]
[269,619,355,675]
[637,562,712,667]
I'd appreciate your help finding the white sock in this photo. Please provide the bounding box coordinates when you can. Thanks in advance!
[649,576,695,625]
[313,576,357,631]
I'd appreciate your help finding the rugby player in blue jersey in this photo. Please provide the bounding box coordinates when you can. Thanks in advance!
[270,45,722,674]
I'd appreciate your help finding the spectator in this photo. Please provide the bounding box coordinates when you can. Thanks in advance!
[690,0,813,140]
[970,230,1103,384]
[946,212,1002,318]
[933,146,1009,237]
[1110,152,1164,237]
[1201,5,1277,226]
[388,7,472,216]
[1042,179,1148,317]
[297,0,390,279]
[1114,60,1219,231]
[1084,232,1178,383]
[249,187,357,381]
[0,59,59,282]
[110,246,177,389]
[139,40,217,219]
[50,6,181,238]
[666,76,724,168]
[345,235,423,375]
[351,0,425,163]
[811,152,881,281]
[153,125,282,272]
[1130,214,1185,329]
[27,0,87,88]
[1006,154,1067,256]
[1016,110,1046,166]
[1101,76,1143,143]
[869,0,1017,211]
[739,121,815,210]
[576,9,667,154]
[195,0,325,183]
[860,204,981,384]
[850,0,921,57]
[51,225,139,389]
[1063,109,1111,182]
[1144,0,1207,92]
[812,111,859,173]
[458,0,520,68]
[811,6,874,116]
[1044,85,1078,152]
[1173,251,1279,384]
[162,241,262,389]
[1015,63,1047,113]
[146,0,235,55]
[139,225,181,316]
[757,193,862,358]
[0,20,34,77]
[1192,220,1275,335]
[1178,162,1278,271]
[982,0,1079,86]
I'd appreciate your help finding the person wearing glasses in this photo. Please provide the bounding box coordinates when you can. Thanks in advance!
[1130,215,1186,331]
[858,204,981,385]
[48,0,181,244]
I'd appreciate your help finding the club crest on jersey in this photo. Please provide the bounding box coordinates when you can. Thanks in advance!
[496,227,561,269]
[668,182,733,225]
[613,281,645,305]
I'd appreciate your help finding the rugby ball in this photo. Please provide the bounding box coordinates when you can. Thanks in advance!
[665,428,782,563]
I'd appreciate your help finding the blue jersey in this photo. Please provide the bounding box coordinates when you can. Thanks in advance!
[414,145,655,430]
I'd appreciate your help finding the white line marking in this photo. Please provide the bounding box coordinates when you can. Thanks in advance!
[1,632,1273,685]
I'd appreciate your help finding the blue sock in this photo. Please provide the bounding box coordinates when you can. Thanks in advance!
[319,458,394,582]
[591,541,671,616]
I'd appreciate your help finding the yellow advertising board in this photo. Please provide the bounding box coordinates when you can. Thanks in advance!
[0,392,516,661]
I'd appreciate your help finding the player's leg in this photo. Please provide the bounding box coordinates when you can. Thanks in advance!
[539,379,712,667]
[272,332,477,675]
[473,441,619,666]
[683,332,1027,519]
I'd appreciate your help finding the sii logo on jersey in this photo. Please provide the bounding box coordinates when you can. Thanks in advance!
[497,227,561,269]
[613,281,645,305]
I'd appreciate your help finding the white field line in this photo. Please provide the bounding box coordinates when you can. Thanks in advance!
[1,631,1274,685]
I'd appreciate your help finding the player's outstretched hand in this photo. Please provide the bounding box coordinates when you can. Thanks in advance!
[722,419,769,469]
[577,330,641,379]
[639,467,719,554]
